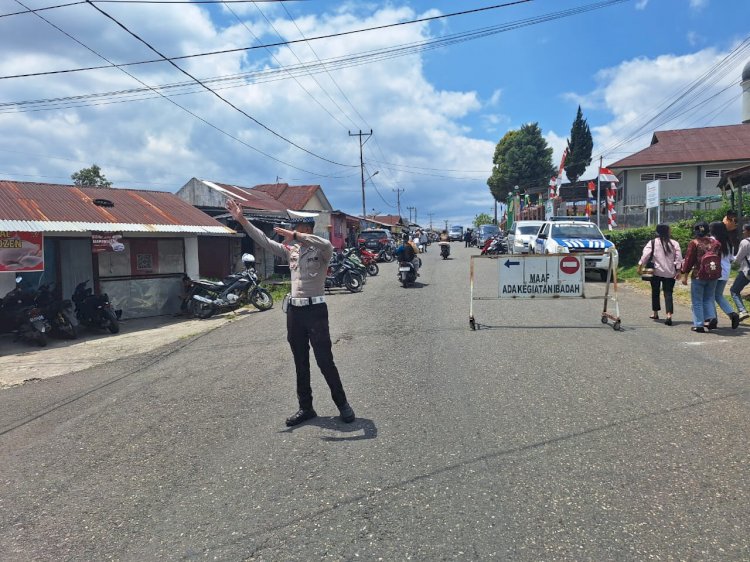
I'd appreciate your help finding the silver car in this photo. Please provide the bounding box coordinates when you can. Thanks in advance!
[508,220,545,254]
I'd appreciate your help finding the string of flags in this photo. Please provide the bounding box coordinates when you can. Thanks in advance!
[599,167,619,230]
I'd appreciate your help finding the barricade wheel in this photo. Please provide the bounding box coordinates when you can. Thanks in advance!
[601,316,608,324]
[613,320,622,331]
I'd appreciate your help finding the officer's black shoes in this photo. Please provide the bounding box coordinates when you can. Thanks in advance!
[286,408,317,427]
[338,403,355,423]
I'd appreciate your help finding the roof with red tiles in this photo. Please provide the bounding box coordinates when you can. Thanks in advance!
[372,215,405,226]
[251,183,330,210]
[0,180,230,229]
[609,124,750,169]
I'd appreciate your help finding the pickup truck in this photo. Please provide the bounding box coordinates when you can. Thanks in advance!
[534,220,616,281]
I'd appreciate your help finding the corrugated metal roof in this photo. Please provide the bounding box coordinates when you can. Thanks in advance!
[0,180,236,234]
[201,180,288,211]
[609,124,750,169]
[0,220,234,234]
[251,183,326,210]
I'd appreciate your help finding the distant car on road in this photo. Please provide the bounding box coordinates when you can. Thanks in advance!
[508,220,545,254]
[448,225,464,241]
[534,220,616,281]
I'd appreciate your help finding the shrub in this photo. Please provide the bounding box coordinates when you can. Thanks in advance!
[609,222,693,268]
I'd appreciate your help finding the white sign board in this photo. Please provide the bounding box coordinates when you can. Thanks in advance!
[646,180,660,209]
[497,254,586,298]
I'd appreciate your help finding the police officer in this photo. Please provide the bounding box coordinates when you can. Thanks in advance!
[226,198,355,427]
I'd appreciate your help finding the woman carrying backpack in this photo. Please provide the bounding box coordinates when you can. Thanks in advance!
[638,223,683,325]
[680,221,722,332]
[709,221,740,329]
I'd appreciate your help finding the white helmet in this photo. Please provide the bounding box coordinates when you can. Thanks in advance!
[241,253,256,266]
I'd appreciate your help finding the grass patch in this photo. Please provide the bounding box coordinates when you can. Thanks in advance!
[262,281,291,302]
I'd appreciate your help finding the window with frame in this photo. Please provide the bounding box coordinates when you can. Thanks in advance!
[705,169,732,179]
[640,171,682,182]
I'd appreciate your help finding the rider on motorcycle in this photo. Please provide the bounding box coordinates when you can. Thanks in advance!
[394,233,420,275]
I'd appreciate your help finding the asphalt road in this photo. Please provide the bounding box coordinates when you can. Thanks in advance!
[1,244,748,561]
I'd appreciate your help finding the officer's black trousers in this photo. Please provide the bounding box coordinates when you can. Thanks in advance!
[286,303,347,410]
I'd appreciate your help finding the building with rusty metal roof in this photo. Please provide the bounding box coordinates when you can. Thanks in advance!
[0,180,237,318]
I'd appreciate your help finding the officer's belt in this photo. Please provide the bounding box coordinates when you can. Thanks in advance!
[289,296,326,307]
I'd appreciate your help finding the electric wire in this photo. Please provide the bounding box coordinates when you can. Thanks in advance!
[222,1,351,130]
[83,0,357,167]
[14,0,351,177]
[1,0,633,113]
[0,0,540,79]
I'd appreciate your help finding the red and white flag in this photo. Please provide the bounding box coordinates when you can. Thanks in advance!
[606,184,617,230]
[549,176,557,198]
[599,167,619,183]
[585,181,595,219]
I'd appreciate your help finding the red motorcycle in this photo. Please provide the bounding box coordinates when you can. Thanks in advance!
[356,248,380,276]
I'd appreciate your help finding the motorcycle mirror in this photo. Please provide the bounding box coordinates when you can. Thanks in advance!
[15,276,22,284]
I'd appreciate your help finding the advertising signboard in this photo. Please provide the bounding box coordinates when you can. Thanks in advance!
[0,231,44,272]
[92,232,125,253]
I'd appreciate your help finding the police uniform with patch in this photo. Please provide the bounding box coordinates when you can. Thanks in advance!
[237,212,353,426]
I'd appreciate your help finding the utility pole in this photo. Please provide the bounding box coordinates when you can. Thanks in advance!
[407,206,415,224]
[392,187,405,220]
[444,219,449,231]
[349,130,372,217]
[427,213,434,231]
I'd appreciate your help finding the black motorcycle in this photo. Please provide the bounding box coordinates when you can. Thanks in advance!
[397,260,419,287]
[189,267,273,319]
[439,242,451,260]
[376,243,394,263]
[0,277,51,346]
[325,254,364,293]
[72,280,122,334]
[36,283,78,339]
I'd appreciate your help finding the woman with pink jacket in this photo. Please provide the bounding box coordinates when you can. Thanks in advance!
[638,223,683,326]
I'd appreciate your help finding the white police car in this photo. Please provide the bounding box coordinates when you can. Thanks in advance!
[534,220,616,281]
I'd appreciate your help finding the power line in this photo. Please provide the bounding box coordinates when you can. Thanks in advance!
[14,0,348,178]
[0,0,537,79]
[0,0,291,16]
[83,0,356,168]
[1,0,633,113]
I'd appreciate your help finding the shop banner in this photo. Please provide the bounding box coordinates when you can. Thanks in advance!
[92,232,125,253]
[0,231,44,272]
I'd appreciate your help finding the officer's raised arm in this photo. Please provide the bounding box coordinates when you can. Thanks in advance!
[226,198,287,258]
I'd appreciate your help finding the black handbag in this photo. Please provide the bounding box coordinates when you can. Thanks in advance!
[639,239,655,280]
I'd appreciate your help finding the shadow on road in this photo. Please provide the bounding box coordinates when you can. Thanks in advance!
[280,416,378,441]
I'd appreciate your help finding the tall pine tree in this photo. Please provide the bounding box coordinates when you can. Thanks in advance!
[564,106,593,184]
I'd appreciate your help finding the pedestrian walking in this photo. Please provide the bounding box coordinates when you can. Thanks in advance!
[723,209,739,254]
[680,221,722,333]
[729,223,750,323]
[637,223,682,325]
[226,198,355,427]
[709,221,741,329]
[420,229,428,253]
[464,229,472,248]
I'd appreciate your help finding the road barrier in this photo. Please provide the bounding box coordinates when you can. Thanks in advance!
[469,249,621,331]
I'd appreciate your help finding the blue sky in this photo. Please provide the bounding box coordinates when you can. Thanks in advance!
[1,0,749,228]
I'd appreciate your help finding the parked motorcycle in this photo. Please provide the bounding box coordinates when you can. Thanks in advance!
[480,234,509,256]
[189,254,273,319]
[72,280,122,334]
[356,247,380,276]
[376,243,394,263]
[0,276,51,346]
[341,248,368,282]
[36,283,78,339]
[325,253,364,293]
[439,241,451,260]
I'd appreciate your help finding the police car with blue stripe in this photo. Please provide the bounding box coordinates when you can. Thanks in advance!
[534,220,616,281]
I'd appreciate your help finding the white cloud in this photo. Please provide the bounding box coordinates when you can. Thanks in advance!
[635,0,649,10]
[0,3,497,223]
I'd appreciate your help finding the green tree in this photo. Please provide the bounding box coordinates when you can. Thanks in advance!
[487,123,555,202]
[473,212,494,227]
[564,106,593,184]
[71,164,112,187]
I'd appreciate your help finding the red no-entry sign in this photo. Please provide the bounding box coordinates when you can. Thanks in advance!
[559,255,580,275]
